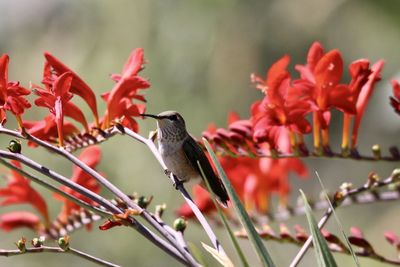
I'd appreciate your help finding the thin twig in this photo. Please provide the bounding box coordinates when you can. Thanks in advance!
[290,174,398,267]
[19,129,200,267]
[0,157,112,218]
[121,126,227,258]
[0,245,120,267]
[236,225,400,266]
[0,149,189,266]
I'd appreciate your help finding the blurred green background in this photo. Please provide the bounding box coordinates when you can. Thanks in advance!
[1,0,400,266]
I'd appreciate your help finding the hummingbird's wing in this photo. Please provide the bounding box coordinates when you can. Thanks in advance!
[182,136,229,207]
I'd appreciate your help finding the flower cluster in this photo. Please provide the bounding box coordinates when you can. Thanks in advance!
[179,113,308,216]
[192,42,396,217]
[0,49,149,147]
[250,42,384,152]
[0,49,147,233]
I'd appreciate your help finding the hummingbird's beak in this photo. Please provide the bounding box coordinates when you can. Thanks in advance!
[140,113,160,120]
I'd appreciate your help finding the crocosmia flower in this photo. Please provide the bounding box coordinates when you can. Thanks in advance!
[0,161,49,231]
[53,146,102,228]
[33,72,87,146]
[44,52,99,125]
[0,54,31,125]
[390,79,400,115]
[102,48,150,131]
[251,55,312,150]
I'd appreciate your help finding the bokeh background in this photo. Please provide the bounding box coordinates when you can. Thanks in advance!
[1,0,400,266]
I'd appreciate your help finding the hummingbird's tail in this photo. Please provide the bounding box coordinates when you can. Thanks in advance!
[207,176,229,208]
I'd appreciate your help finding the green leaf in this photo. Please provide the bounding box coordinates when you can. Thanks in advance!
[300,190,337,267]
[187,242,209,267]
[315,172,360,267]
[203,138,276,267]
[197,161,250,267]
[202,242,234,267]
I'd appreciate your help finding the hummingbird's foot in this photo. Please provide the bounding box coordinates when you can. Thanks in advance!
[172,177,184,190]
[164,169,172,176]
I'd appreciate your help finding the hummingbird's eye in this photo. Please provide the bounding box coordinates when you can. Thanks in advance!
[169,115,178,121]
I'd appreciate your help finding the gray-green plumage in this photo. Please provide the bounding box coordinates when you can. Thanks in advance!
[141,111,229,207]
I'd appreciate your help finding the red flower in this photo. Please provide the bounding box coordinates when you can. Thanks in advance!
[349,60,384,148]
[0,54,31,125]
[0,211,42,232]
[0,161,49,224]
[202,112,259,156]
[34,72,87,146]
[181,115,308,217]
[102,48,150,131]
[23,115,79,147]
[295,42,356,148]
[44,52,99,125]
[251,55,312,150]
[53,146,102,226]
[178,154,308,217]
[390,79,400,115]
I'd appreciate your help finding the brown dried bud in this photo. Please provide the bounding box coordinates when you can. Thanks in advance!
[333,191,345,202]
[366,172,380,188]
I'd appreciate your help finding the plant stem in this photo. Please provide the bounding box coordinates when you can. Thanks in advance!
[0,245,120,267]
[0,149,189,266]
[0,157,112,218]
[290,174,397,267]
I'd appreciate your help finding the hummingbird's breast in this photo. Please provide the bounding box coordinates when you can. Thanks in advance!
[158,139,199,182]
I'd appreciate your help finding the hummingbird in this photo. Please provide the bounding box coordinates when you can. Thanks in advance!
[141,111,229,207]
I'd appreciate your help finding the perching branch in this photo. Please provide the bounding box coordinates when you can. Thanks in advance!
[290,170,400,267]
[0,245,120,267]
[236,224,400,266]
[0,149,190,266]
[120,126,228,258]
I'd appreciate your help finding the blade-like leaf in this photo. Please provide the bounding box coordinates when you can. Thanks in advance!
[202,242,234,267]
[197,161,250,267]
[300,190,337,267]
[315,172,360,266]
[188,242,209,267]
[203,138,276,267]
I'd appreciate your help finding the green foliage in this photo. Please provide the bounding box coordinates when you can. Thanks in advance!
[203,138,276,267]
[300,190,337,267]
[197,161,249,267]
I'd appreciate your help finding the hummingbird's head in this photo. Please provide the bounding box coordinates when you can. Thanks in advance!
[141,111,187,140]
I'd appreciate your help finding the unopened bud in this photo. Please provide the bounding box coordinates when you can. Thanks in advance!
[7,139,21,153]
[366,172,380,188]
[31,237,44,248]
[173,217,187,232]
[58,235,70,251]
[391,168,400,182]
[389,146,400,159]
[333,191,345,202]
[137,195,153,209]
[155,204,167,218]
[339,182,353,192]
[16,237,26,252]
[372,144,381,159]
